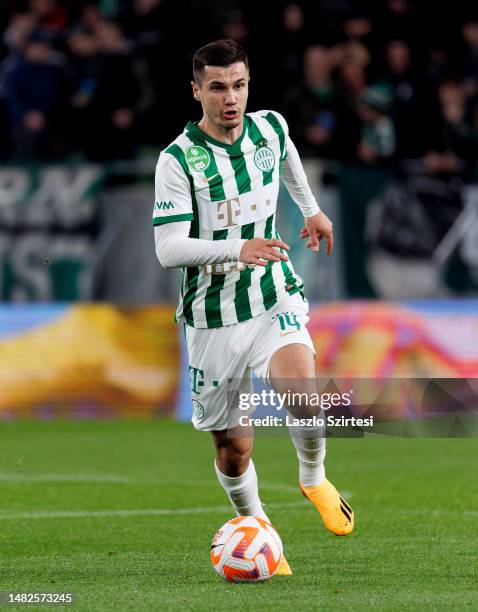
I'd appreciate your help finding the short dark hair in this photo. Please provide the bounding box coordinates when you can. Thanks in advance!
[193,39,249,84]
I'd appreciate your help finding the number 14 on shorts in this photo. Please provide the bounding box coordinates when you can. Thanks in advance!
[275,312,301,336]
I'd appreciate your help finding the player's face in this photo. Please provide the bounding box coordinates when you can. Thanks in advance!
[192,62,249,131]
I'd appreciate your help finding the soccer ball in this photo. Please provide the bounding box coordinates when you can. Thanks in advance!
[210,516,283,582]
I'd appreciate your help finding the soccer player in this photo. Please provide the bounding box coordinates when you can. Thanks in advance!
[153,39,354,574]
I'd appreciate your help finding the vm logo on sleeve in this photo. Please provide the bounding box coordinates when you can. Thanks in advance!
[155,201,175,210]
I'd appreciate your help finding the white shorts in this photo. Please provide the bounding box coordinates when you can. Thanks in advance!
[185,292,315,431]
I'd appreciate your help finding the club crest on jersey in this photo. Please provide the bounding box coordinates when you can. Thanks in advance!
[254,145,275,172]
[192,399,205,421]
[185,145,211,172]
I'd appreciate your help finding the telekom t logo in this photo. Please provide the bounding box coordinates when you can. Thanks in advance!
[216,196,272,227]
[217,197,241,227]
[189,366,204,394]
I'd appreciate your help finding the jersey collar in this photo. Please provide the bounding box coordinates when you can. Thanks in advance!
[186,118,247,152]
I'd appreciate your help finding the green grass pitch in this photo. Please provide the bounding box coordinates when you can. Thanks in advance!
[0,420,477,611]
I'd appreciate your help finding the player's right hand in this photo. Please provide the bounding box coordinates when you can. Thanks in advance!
[239,238,289,266]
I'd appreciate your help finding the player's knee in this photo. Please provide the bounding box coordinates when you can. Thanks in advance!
[271,379,319,419]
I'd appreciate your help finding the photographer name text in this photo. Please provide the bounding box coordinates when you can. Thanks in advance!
[239,415,374,427]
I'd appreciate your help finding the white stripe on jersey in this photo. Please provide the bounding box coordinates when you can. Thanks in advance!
[241,129,263,193]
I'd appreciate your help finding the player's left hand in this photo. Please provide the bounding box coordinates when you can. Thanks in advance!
[299,211,333,255]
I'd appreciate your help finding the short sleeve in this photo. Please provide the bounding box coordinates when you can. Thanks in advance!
[152,152,194,226]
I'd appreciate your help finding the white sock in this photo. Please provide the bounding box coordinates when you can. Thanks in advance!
[214,459,270,522]
[288,423,326,486]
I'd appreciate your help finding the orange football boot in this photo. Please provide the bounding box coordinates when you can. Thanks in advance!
[299,479,354,536]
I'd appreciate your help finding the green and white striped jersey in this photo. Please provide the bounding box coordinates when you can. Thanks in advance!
[153,109,304,329]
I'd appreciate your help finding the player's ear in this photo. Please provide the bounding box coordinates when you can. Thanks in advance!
[191,81,201,102]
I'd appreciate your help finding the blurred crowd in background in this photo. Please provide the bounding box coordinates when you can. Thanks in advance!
[1,0,478,178]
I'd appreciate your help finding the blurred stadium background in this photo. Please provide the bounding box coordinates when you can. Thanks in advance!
[1,0,478,417]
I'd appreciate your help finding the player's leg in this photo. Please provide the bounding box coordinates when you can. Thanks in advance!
[212,426,292,575]
[270,343,326,487]
[270,344,325,488]
[185,323,272,521]
[269,342,354,536]
[209,362,273,524]
[212,427,267,519]
[185,320,292,574]
[250,294,354,536]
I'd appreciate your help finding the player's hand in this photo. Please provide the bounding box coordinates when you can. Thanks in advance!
[299,211,334,255]
[240,238,289,267]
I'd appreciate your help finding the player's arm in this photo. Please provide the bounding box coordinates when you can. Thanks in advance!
[276,112,333,254]
[153,154,289,269]
[155,223,289,269]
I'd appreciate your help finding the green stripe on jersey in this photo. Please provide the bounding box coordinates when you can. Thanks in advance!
[205,229,228,327]
[164,144,199,238]
[246,116,273,186]
[229,148,252,195]
[263,112,286,161]
[259,214,278,310]
[275,228,302,295]
[182,266,200,325]
[153,213,193,225]
[185,132,226,202]
[234,222,255,322]
[180,269,185,299]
